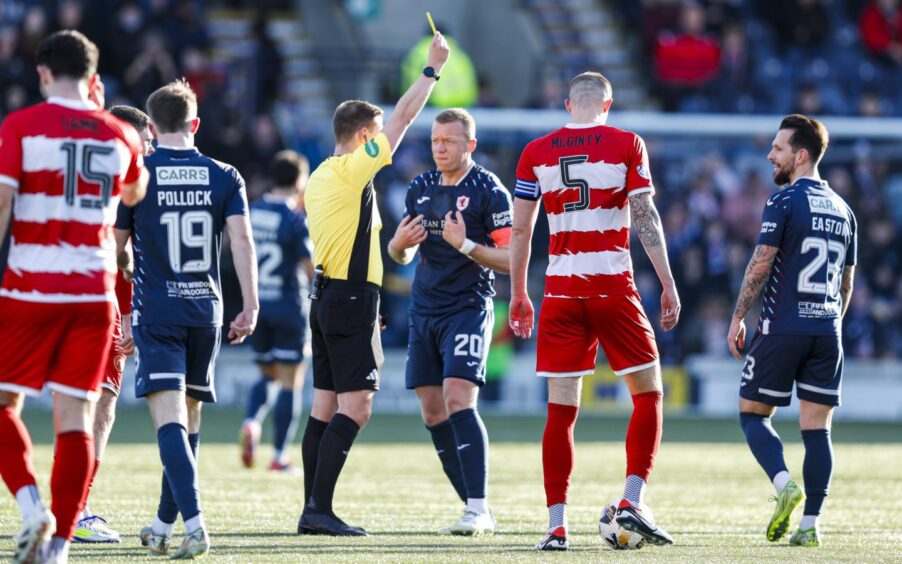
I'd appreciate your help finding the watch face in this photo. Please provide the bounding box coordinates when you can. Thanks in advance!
[424,67,435,77]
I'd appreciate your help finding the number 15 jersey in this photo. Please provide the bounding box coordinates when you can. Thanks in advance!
[116,147,248,327]
[756,177,857,336]
[515,123,654,299]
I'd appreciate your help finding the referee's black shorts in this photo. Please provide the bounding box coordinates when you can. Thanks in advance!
[309,279,382,393]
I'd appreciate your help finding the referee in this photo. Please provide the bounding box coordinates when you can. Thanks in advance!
[297,31,450,536]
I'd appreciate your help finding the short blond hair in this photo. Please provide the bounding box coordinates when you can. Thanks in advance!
[434,108,476,140]
[568,72,612,108]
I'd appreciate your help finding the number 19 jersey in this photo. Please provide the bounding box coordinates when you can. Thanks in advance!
[756,177,857,336]
[116,147,249,327]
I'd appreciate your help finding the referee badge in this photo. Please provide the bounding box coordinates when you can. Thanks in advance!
[365,139,380,158]
[456,195,470,211]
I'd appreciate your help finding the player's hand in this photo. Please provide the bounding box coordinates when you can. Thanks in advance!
[509,293,534,339]
[228,308,258,345]
[117,315,135,355]
[427,31,450,71]
[442,211,467,250]
[390,214,427,251]
[660,284,681,331]
[728,316,746,360]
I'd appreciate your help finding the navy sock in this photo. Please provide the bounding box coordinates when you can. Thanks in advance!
[449,408,489,500]
[273,389,300,455]
[427,420,467,502]
[309,414,359,513]
[302,417,328,505]
[740,413,788,481]
[245,377,270,421]
[157,426,200,523]
[802,429,833,516]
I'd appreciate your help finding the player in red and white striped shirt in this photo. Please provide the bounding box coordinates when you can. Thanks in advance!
[0,30,147,563]
[510,72,680,551]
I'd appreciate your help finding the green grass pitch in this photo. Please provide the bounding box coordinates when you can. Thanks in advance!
[2,408,900,562]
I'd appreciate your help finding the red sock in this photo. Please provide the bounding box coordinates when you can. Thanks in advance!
[0,407,38,495]
[543,403,579,507]
[50,432,95,540]
[625,391,663,480]
[83,459,101,506]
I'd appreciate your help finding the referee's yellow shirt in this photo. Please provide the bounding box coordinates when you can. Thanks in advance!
[304,132,392,286]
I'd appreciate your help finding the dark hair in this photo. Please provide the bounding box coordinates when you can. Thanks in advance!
[35,30,98,81]
[435,108,476,140]
[779,114,829,165]
[109,105,150,132]
[332,100,384,143]
[146,79,197,134]
[271,150,310,188]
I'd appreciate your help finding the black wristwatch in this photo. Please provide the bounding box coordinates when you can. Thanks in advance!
[423,66,440,81]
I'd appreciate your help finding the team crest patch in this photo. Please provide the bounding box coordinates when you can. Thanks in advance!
[365,139,379,158]
[637,164,650,179]
[457,196,470,211]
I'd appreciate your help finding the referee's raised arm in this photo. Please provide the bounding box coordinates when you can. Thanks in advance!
[382,31,450,152]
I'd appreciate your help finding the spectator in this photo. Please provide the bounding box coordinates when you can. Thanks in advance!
[760,0,830,52]
[792,82,825,115]
[250,16,283,113]
[123,31,178,103]
[653,3,722,110]
[860,0,902,64]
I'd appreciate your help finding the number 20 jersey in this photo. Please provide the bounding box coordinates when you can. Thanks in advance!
[0,98,144,303]
[756,177,857,336]
[515,123,653,299]
[116,147,248,327]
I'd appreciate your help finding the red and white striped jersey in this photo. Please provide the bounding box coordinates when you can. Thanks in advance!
[0,97,144,304]
[515,123,654,299]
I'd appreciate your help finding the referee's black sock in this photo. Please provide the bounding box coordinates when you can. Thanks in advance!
[427,420,467,502]
[308,414,359,513]
[301,416,329,505]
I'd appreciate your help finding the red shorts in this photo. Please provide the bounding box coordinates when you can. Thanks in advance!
[536,290,658,377]
[0,297,114,400]
[102,313,125,396]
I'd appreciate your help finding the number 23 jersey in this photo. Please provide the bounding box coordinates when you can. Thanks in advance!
[116,147,248,326]
[756,177,857,336]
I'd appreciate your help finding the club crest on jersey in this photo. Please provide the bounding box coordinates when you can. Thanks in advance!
[456,196,470,211]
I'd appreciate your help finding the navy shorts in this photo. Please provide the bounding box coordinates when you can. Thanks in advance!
[252,305,307,364]
[134,324,222,403]
[405,308,493,389]
[739,333,843,407]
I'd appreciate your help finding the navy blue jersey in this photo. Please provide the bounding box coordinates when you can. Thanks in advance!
[406,164,513,315]
[116,147,248,327]
[250,195,311,309]
[756,177,857,336]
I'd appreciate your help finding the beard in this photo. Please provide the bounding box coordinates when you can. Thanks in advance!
[772,163,793,186]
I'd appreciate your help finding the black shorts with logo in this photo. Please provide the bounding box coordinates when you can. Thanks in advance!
[310,279,382,393]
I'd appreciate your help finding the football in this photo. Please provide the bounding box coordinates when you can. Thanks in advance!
[598,502,647,550]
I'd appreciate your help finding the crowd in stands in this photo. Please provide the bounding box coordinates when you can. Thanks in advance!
[620,0,902,116]
[0,0,291,200]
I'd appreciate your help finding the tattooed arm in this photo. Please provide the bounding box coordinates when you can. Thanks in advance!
[629,191,680,330]
[728,244,778,359]
[839,265,855,318]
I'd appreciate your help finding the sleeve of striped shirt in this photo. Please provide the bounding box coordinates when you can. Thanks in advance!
[0,112,22,189]
[514,141,540,200]
[626,133,654,196]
